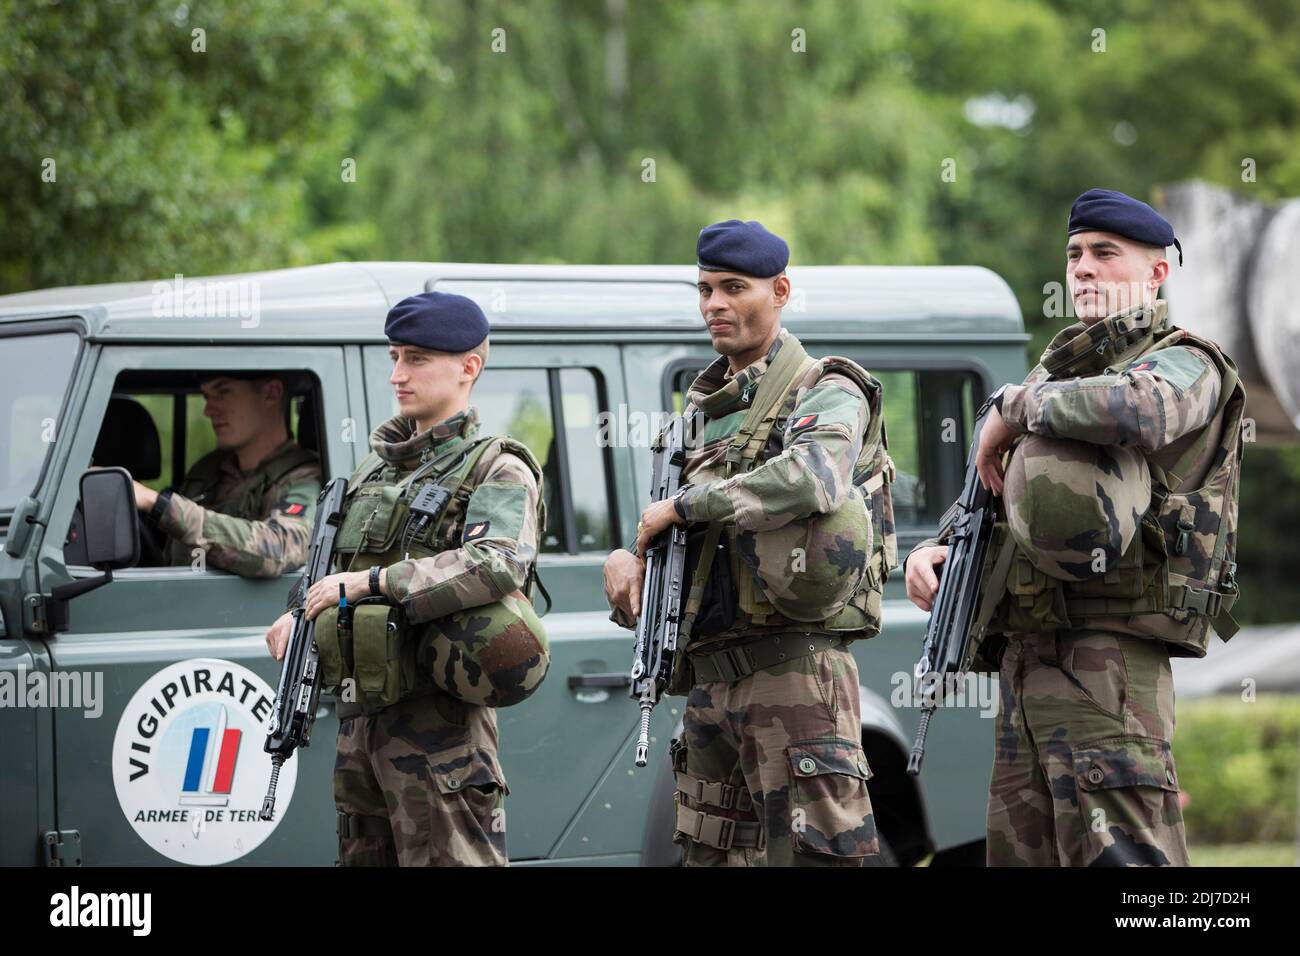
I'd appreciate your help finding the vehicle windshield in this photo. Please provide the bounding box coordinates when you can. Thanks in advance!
[1,331,81,510]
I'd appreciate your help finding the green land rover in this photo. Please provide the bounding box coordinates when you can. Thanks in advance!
[0,261,1026,866]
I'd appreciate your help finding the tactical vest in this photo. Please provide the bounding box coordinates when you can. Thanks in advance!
[677,334,897,648]
[979,308,1245,657]
[317,433,549,717]
[165,443,319,564]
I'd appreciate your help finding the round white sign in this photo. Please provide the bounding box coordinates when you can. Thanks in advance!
[112,658,298,865]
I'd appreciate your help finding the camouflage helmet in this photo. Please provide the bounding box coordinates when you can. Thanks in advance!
[1004,435,1152,582]
[418,590,549,707]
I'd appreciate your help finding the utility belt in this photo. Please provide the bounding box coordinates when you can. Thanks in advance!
[684,631,847,685]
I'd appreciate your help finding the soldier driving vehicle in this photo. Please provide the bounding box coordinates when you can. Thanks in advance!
[265,291,549,866]
[605,220,897,867]
[144,373,320,576]
[905,189,1246,867]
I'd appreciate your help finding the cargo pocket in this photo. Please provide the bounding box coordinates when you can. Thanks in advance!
[1073,735,1184,867]
[428,743,510,865]
[786,738,879,859]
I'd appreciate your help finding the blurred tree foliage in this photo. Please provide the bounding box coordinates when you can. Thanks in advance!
[2,0,1298,620]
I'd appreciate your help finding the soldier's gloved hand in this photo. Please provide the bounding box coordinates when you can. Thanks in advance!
[265,611,294,661]
[603,548,646,620]
[904,545,949,613]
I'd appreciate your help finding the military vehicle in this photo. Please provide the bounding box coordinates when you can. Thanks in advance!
[0,262,1026,865]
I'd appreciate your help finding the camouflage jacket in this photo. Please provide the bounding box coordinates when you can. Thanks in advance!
[361,409,542,626]
[999,301,1223,476]
[675,329,869,530]
[911,300,1239,651]
[159,439,321,577]
[611,329,876,638]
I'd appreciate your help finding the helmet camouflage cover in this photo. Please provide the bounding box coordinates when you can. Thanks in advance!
[1004,435,1152,581]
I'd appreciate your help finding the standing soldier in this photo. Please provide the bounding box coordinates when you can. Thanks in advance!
[604,220,896,866]
[906,189,1246,866]
[265,291,550,866]
[130,372,322,576]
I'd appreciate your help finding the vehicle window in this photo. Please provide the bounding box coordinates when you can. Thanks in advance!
[68,370,322,569]
[867,369,976,530]
[0,331,80,509]
[559,368,613,551]
[475,367,615,554]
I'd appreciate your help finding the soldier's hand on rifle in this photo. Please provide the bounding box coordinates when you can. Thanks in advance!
[603,548,646,620]
[975,403,1017,495]
[304,570,374,620]
[635,498,684,557]
[265,611,294,661]
[905,545,949,612]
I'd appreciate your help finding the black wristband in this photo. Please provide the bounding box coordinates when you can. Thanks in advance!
[150,488,173,524]
[369,565,383,596]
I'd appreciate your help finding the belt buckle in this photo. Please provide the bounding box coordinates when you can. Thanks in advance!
[713,816,735,851]
[713,646,748,683]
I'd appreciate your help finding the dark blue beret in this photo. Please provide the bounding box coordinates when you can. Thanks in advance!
[384,291,489,352]
[1068,188,1183,265]
[696,219,790,277]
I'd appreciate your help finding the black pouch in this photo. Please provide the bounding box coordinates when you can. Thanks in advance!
[683,526,737,636]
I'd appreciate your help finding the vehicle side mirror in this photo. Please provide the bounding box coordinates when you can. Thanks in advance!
[44,467,141,634]
[80,467,140,569]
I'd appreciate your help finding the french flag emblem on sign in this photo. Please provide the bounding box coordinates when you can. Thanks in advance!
[179,705,241,807]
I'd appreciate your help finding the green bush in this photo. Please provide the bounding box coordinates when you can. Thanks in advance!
[1175,694,1300,845]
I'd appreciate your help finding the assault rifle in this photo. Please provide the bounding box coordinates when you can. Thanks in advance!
[906,387,1006,776]
[260,477,347,820]
[628,414,690,768]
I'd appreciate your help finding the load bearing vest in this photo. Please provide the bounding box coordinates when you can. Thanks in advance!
[317,433,550,716]
[977,312,1246,657]
[675,334,897,646]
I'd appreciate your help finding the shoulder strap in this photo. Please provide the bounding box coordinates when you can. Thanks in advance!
[724,336,816,477]
[346,451,386,494]
[681,337,814,643]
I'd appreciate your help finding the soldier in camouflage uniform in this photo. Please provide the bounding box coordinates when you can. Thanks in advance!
[906,189,1246,866]
[129,372,321,576]
[266,291,548,867]
[605,220,895,866]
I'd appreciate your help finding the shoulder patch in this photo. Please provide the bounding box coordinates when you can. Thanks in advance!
[281,502,306,516]
[789,413,819,433]
[1124,347,1211,394]
[464,520,491,541]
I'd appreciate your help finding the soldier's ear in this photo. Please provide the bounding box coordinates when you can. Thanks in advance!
[1148,256,1169,290]
[771,273,791,308]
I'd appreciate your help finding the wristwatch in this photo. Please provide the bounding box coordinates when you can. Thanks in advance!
[369,565,383,597]
[149,488,173,524]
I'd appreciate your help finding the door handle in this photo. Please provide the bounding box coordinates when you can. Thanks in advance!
[567,672,631,703]
[567,673,632,691]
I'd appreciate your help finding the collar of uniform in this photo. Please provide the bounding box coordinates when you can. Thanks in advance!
[369,407,481,468]
[216,437,299,480]
[687,328,788,418]
[1040,300,1168,379]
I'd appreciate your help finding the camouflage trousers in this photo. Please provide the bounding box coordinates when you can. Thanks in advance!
[334,690,509,866]
[987,629,1189,867]
[675,644,879,867]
